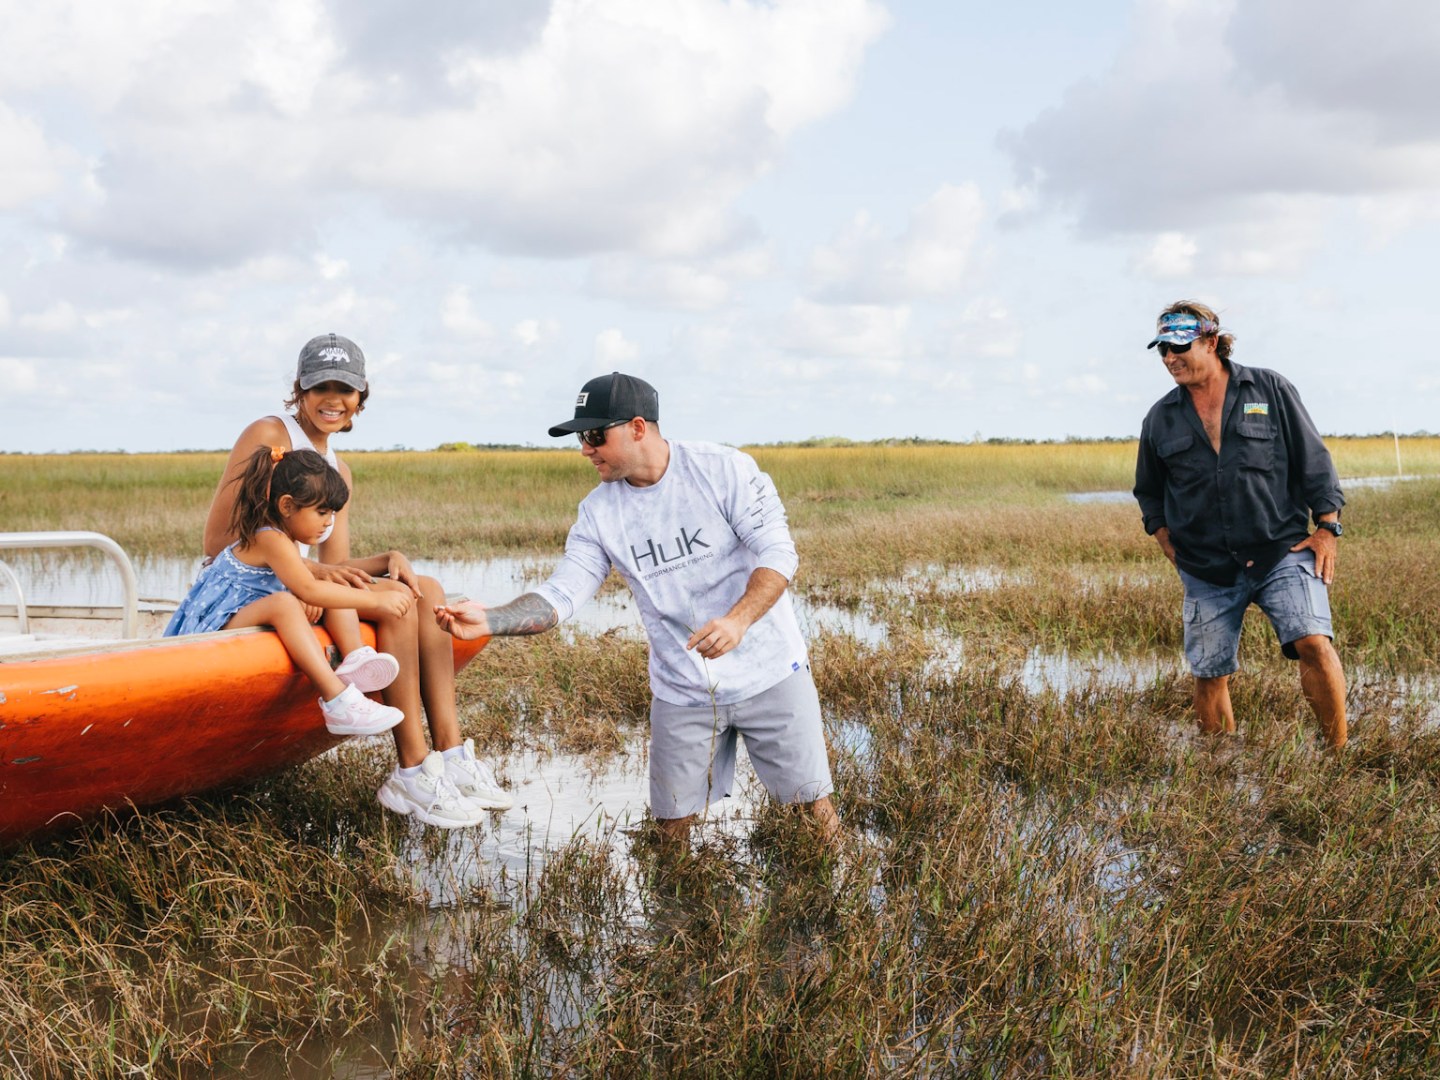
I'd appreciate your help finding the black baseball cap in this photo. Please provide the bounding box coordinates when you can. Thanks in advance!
[548,372,660,437]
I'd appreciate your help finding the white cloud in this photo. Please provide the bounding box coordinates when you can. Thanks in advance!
[11,0,888,269]
[440,287,497,339]
[512,319,558,347]
[939,299,1021,360]
[1133,232,1198,279]
[809,184,986,303]
[0,358,39,393]
[594,327,639,366]
[0,103,70,209]
[587,257,735,311]
[1003,0,1440,263]
[18,301,80,334]
[1062,373,1108,397]
[782,300,911,368]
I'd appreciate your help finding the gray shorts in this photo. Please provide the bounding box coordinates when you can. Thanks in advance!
[648,666,834,820]
[1177,549,1334,678]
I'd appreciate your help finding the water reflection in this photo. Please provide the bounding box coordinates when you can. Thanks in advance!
[387,736,763,910]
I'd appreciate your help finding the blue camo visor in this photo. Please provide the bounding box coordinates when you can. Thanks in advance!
[1147,312,1219,349]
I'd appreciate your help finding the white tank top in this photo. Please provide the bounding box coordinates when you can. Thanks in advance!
[272,413,340,554]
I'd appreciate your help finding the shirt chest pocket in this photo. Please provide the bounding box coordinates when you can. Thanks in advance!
[1234,419,1275,471]
[1157,432,1204,480]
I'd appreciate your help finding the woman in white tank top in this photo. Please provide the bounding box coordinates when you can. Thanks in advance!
[200,333,509,827]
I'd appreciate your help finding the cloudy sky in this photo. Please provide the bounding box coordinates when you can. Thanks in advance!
[2,0,1438,453]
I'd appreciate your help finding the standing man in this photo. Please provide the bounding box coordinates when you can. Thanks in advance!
[1133,301,1347,749]
[436,372,839,846]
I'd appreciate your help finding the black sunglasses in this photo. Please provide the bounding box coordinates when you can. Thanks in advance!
[1157,340,1194,357]
[577,419,629,448]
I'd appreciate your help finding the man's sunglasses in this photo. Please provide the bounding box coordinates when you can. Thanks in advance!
[577,419,629,447]
[1157,340,1193,357]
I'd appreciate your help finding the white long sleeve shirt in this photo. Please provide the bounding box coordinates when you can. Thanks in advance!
[534,441,809,707]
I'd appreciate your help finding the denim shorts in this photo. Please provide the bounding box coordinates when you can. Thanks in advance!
[648,666,834,820]
[1177,550,1334,678]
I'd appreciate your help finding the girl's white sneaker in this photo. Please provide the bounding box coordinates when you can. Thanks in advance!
[334,645,401,693]
[320,683,404,737]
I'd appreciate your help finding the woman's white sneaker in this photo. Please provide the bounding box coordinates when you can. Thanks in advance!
[442,738,514,810]
[376,751,488,828]
[320,683,404,736]
[333,645,401,693]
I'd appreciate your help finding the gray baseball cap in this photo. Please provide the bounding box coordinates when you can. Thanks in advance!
[297,333,367,392]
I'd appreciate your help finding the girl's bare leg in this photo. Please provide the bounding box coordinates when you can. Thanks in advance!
[324,607,364,657]
[228,593,347,701]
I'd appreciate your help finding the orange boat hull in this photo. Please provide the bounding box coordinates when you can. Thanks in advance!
[0,624,489,844]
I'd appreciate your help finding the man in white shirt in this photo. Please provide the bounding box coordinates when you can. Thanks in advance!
[436,372,838,849]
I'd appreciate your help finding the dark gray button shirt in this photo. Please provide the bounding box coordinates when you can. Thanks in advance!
[1133,361,1344,586]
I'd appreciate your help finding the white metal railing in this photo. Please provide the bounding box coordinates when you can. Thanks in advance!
[0,531,140,639]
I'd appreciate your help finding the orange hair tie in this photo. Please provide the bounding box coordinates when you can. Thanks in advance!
[270,446,286,463]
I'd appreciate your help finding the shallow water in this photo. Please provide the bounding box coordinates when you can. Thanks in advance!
[0,551,893,645]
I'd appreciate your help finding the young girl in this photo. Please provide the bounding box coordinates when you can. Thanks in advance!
[166,446,413,737]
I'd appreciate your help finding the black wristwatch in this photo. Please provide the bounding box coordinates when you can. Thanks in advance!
[1315,520,1343,538]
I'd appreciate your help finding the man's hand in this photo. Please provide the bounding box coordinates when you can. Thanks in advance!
[435,601,492,641]
[1291,528,1338,585]
[686,614,748,660]
[1153,526,1178,566]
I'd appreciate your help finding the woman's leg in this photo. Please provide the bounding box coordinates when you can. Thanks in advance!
[228,593,347,700]
[372,579,431,768]
[415,576,463,752]
[372,576,464,766]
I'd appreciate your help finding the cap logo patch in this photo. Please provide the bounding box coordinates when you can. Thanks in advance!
[1244,402,1269,416]
[576,392,589,406]
[318,346,350,365]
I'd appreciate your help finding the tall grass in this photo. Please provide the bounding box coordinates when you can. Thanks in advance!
[4,436,1436,557]
[4,441,1440,1075]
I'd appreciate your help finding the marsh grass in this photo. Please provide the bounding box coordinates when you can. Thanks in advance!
[7,628,1440,1075]
[5,442,1440,1076]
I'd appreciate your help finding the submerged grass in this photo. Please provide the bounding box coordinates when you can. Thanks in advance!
[4,441,1440,1075]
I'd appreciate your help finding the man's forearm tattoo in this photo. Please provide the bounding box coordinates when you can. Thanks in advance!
[487,593,560,636]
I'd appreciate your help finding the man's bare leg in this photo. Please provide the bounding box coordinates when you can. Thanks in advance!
[657,796,838,854]
[803,795,841,846]
[655,814,696,855]
[1194,674,1236,736]
[1292,634,1347,750]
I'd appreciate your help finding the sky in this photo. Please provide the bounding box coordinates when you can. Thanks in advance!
[2,0,1439,453]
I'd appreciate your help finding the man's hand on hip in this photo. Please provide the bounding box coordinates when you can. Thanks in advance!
[1291,529,1338,585]
[1153,526,1178,566]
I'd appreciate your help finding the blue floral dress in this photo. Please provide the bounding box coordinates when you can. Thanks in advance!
[164,540,287,636]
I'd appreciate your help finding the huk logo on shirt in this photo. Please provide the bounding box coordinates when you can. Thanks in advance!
[632,527,710,572]
[1244,402,1269,416]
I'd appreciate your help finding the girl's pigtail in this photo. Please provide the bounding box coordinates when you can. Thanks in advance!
[228,447,282,548]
